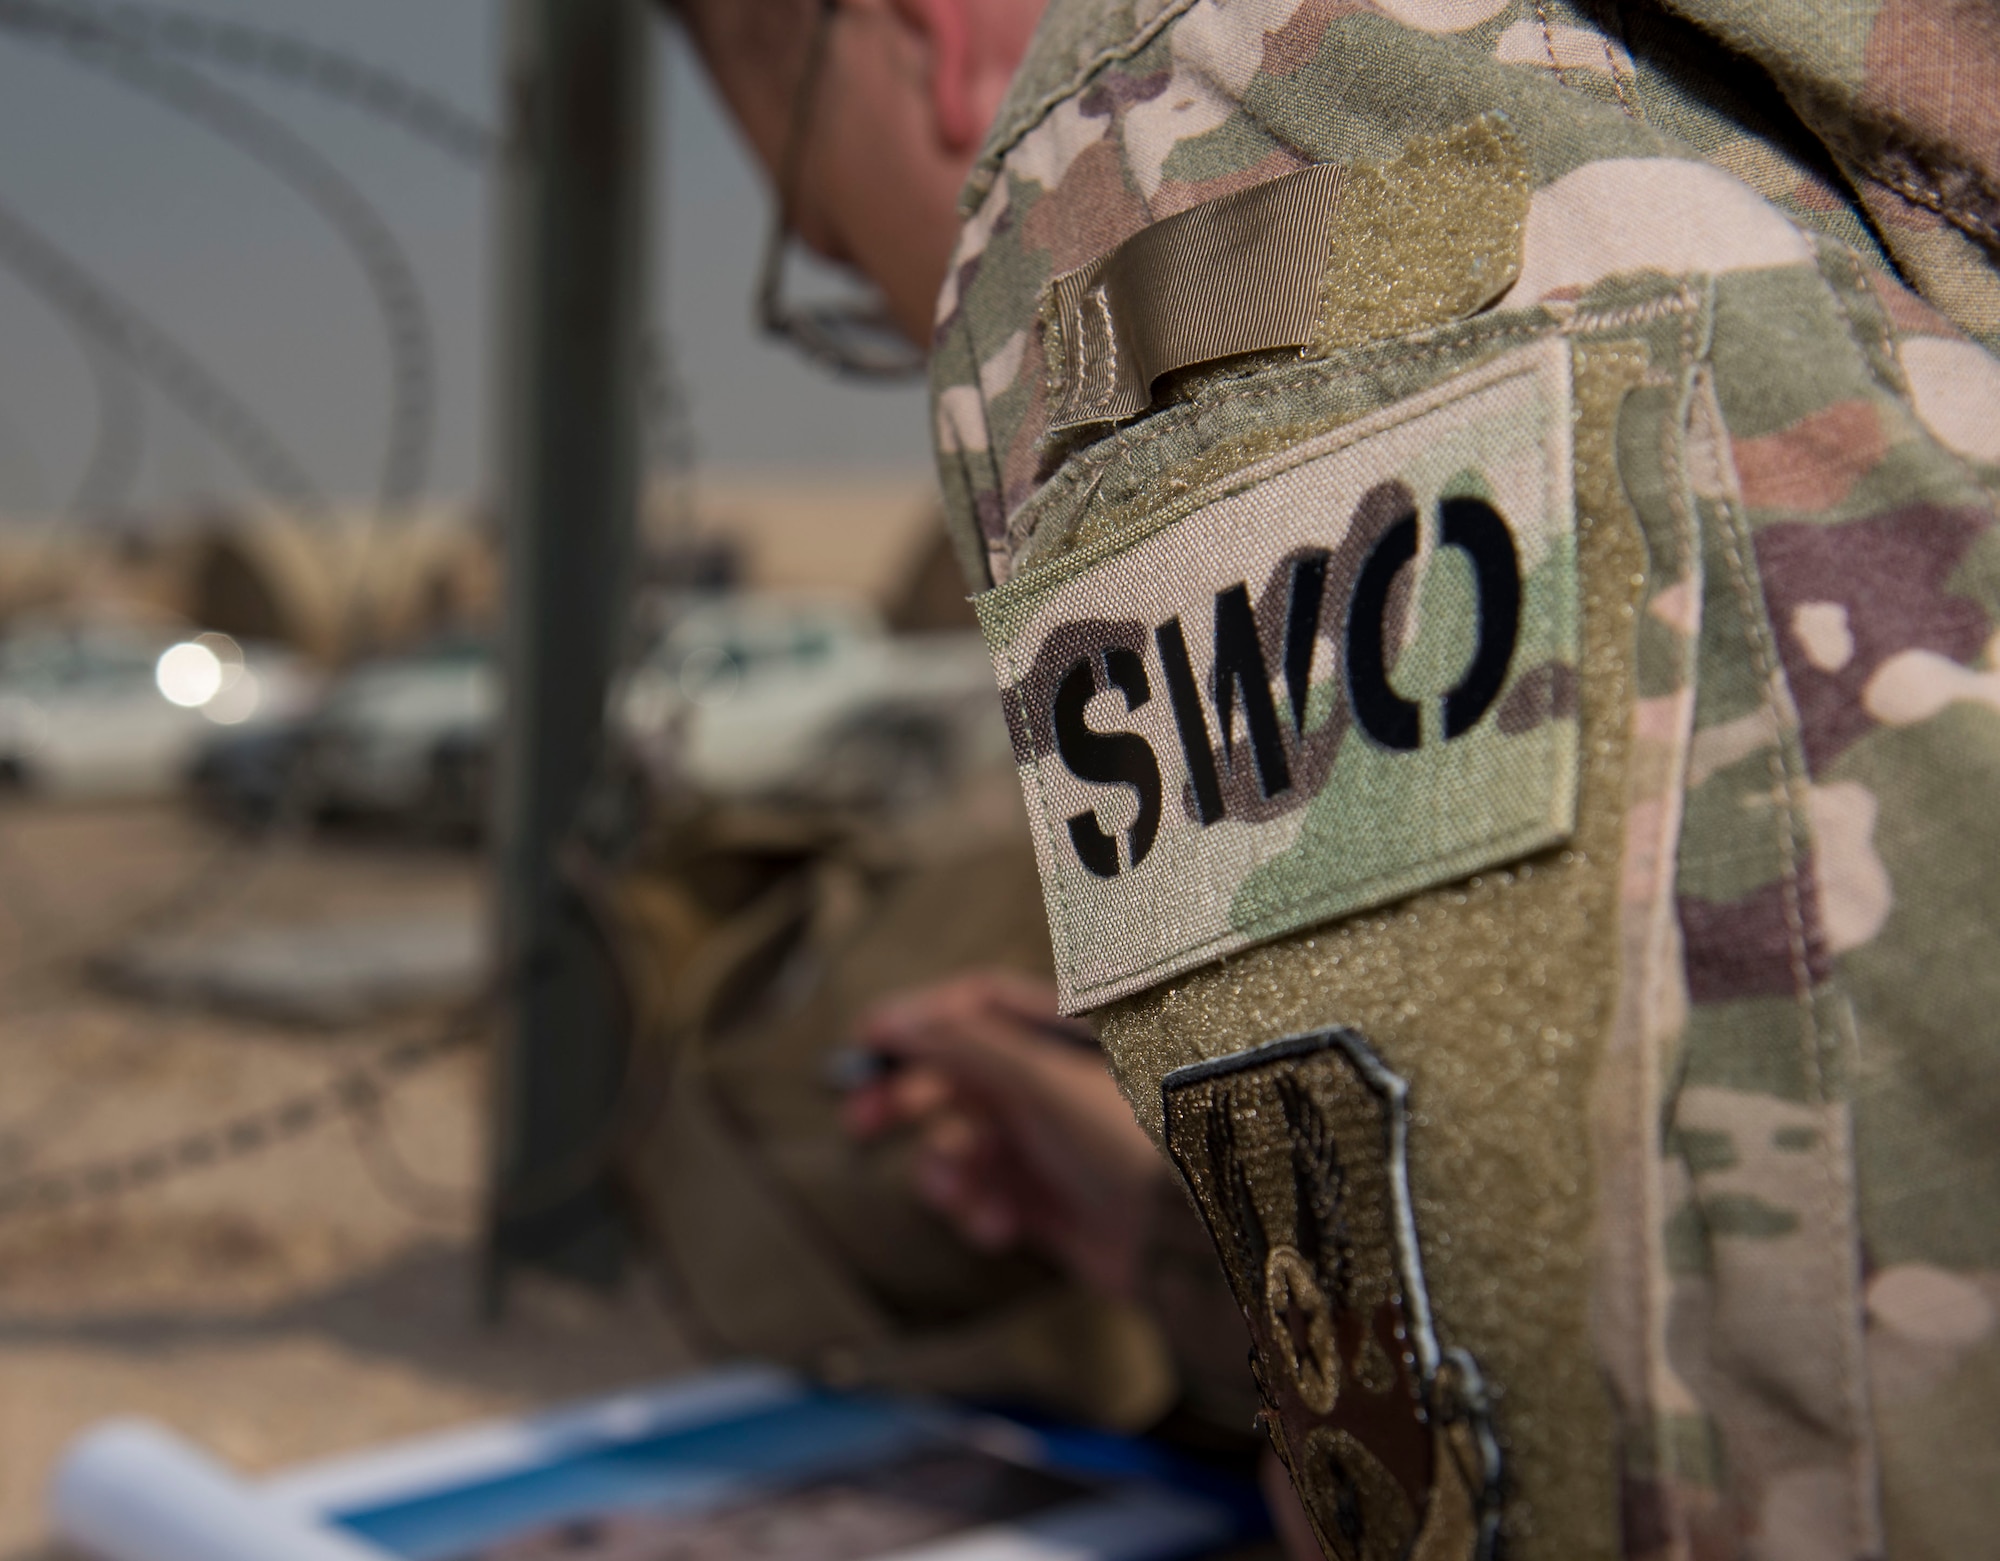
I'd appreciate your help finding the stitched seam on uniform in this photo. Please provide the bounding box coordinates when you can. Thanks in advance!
[1813,239,1912,406]
[964,322,1008,544]
[1041,286,1071,414]
[1561,285,1702,336]
[1709,435,1818,1085]
[1226,78,1329,178]
[1001,638,1078,982]
[947,318,1004,584]
[1705,364,1872,1555]
[1533,0,1570,89]
[949,437,990,589]
[972,313,1007,530]
[1808,102,2000,254]
[1092,287,1119,412]
[939,402,990,588]
[1652,309,1701,1560]
[1735,252,1898,1550]
[1650,297,1711,1556]
[1808,249,1898,1551]
[965,0,1202,214]
[1601,33,1637,121]
[1725,504,1871,1555]
[1008,314,1561,559]
[1823,999,1883,1553]
[1867,159,2000,251]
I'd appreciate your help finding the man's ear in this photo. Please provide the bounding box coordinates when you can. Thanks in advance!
[885,0,983,152]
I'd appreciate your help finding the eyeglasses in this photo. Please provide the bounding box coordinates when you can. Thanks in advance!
[755,0,927,380]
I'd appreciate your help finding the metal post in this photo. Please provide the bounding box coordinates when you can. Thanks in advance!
[487,0,651,1297]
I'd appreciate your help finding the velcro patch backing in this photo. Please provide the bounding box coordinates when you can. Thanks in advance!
[979,339,1578,1011]
[1042,115,1526,432]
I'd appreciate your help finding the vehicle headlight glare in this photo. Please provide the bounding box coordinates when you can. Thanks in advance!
[157,641,224,707]
[202,669,262,725]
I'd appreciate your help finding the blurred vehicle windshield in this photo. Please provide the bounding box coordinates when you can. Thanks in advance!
[618,594,1005,809]
[188,637,497,840]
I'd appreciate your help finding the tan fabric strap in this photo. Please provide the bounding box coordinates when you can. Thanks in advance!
[1046,162,1349,432]
[1043,115,1531,435]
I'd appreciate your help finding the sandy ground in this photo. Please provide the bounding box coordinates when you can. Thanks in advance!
[0,800,697,1558]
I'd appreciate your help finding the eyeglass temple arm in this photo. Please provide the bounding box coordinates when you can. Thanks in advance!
[757,0,841,326]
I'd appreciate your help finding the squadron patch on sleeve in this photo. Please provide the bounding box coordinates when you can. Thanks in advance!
[978,339,1577,1010]
[1162,1030,1500,1561]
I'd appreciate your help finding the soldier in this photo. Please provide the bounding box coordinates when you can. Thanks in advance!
[666,1,2000,1557]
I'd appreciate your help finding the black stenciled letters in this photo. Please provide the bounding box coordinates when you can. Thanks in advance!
[1212,583,1293,799]
[1045,490,1524,877]
[1283,551,1330,735]
[1156,617,1226,826]
[1053,649,1163,879]
[1346,497,1522,750]
[1346,507,1424,752]
[1438,497,1520,739]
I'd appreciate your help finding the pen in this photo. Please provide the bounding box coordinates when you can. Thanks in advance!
[822,1015,1098,1091]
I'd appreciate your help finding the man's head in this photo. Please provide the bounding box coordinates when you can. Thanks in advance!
[667,0,1045,345]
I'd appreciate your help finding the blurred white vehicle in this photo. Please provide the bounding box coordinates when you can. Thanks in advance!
[0,620,313,798]
[616,596,1007,806]
[301,640,498,826]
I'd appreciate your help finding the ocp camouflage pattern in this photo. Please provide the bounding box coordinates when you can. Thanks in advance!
[929,3,2000,1558]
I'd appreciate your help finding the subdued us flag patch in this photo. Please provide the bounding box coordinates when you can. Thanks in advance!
[978,339,1577,1011]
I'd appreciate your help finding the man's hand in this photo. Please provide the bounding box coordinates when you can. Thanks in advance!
[843,970,1170,1299]
[849,972,1324,1561]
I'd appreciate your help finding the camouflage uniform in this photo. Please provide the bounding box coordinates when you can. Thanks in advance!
[928,4,2000,1559]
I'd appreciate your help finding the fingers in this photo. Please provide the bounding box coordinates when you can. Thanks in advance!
[961,967,1064,1026]
[836,1041,1045,1257]
[913,1106,1028,1252]
[847,969,1155,1193]
[857,968,1051,1055]
[841,1061,952,1138]
[840,1047,1051,1263]
[855,970,1071,1103]
[839,969,1165,1294]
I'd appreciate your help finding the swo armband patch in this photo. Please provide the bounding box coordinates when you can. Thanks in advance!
[979,339,1577,1012]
